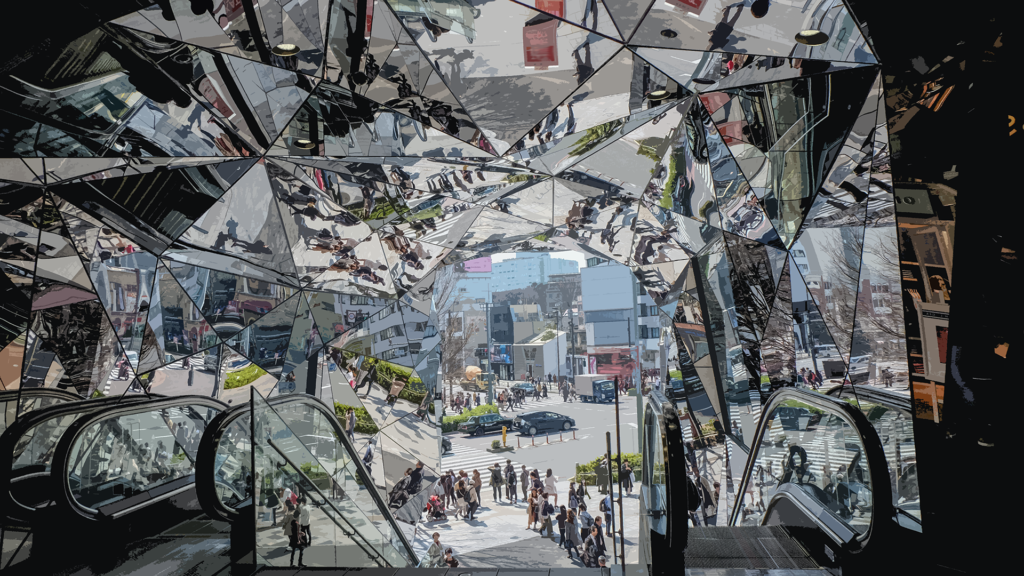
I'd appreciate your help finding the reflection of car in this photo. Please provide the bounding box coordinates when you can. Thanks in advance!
[513,411,575,436]
[442,437,452,454]
[511,382,536,393]
[458,413,513,436]
[814,345,839,358]
[775,407,820,428]
[125,351,139,366]
[849,355,871,371]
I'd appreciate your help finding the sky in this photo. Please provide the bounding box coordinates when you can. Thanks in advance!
[489,251,588,269]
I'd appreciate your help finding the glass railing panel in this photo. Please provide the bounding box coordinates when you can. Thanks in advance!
[66,404,219,511]
[251,388,413,567]
[841,395,919,523]
[735,398,873,533]
[214,415,252,510]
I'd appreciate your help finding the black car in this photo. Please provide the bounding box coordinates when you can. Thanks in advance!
[458,413,514,436]
[513,411,576,436]
[442,437,452,454]
[511,382,536,393]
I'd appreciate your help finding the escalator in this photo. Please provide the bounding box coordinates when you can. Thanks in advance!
[641,387,922,574]
[0,394,158,527]
[0,389,84,437]
[195,389,417,567]
[48,395,226,521]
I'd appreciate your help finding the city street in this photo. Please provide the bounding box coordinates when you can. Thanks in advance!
[441,384,641,479]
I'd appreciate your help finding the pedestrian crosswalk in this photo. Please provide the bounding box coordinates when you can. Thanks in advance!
[493,394,584,413]
[439,443,524,476]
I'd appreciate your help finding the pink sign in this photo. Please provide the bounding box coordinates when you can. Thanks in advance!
[524,20,558,69]
[666,0,708,16]
[462,257,492,273]
[536,0,564,18]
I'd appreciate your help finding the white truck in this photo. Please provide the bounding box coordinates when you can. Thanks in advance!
[575,374,616,403]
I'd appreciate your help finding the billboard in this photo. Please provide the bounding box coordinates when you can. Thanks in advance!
[457,256,492,273]
[491,344,511,364]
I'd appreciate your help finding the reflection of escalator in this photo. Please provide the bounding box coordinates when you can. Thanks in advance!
[195,393,417,566]
[641,387,922,574]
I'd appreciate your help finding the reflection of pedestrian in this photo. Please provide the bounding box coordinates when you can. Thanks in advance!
[707,2,745,52]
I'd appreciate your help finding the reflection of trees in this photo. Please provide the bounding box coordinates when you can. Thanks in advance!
[433,266,476,396]
[725,237,773,383]
[816,230,863,357]
[862,229,905,342]
[567,119,625,158]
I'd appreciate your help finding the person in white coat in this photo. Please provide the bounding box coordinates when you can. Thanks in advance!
[544,468,559,506]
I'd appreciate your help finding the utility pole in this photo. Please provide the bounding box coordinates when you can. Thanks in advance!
[554,306,561,384]
[568,309,577,384]
[485,300,494,404]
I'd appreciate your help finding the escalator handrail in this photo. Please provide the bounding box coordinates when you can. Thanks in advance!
[266,437,390,568]
[727,387,893,551]
[50,395,227,521]
[193,393,417,562]
[0,394,161,522]
[822,384,912,413]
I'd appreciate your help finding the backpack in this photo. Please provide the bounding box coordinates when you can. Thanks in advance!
[599,498,608,513]
[507,470,517,486]
[544,501,555,516]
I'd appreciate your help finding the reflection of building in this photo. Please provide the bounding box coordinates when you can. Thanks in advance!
[492,253,578,291]
[582,261,643,381]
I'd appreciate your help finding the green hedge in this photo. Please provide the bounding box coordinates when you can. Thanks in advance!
[225,363,266,389]
[334,403,380,435]
[669,370,682,380]
[441,404,498,433]
[575,452,643,483]
[362,357,426,405]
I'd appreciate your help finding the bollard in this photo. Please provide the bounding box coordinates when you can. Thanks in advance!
[560,432,563,442]
[518,436,521,449]
[573,430,576,440]
[546,434,550,444]
[532,436,535,446]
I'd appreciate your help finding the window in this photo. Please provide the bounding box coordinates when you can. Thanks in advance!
[378,347,408,361]
[378,325,404,340]
[409,343,422,355]
[639,305,648,317]
[650,305,658,316]
[792,250,806,258]
[798,264,809,273]
[595,353,612,365]
[350,295,372,305]
[380,304,396,319]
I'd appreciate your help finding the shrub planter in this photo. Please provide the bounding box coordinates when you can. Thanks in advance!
[486,446,515,453]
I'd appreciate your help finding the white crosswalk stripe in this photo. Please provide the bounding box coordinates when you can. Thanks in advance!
[440,444,524,474]
[493,396,585,413]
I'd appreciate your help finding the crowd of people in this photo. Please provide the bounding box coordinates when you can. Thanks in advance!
[422,460,618,567]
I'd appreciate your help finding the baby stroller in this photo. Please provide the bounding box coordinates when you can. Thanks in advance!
[426,495,448,521]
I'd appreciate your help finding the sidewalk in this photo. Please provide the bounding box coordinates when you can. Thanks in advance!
[410,480,639,568]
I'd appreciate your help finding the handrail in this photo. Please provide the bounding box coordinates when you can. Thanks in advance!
[193,394,417,562]
[0,389,84,403]
[50,396,227,521]
[0,394,160,524]
[266,437,388,567]
[727,387,893,553]
[823,384,912,413]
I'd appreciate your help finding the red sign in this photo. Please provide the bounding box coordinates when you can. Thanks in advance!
[716,120,748,145]
[523,20,558,69]
[699,92,731,115]
[665,0,708,16]
[365,0,374,39]
[536,0,564,18]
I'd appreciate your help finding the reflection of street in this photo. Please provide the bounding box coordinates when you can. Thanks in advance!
[220,374,280,406]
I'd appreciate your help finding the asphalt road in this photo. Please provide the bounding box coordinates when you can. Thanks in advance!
[446,390,642,479]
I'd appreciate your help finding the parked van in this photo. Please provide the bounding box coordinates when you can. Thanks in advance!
[813,345,839,358]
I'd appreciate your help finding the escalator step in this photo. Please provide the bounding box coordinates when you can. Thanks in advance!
[757,536,797,569]
[734,536,774,569]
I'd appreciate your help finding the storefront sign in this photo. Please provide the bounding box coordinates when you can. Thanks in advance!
[665,0,708,16]
[524,20,558,70]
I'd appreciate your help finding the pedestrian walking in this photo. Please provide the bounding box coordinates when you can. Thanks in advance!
[583,526,601,567]
[345,408,356,442]
[539,493,555,537]
[298,497,311,545]
[444,470,456,508]
[593,517,608,554]
[600,494,612,535]
[521,465,530,501]
[287,509,307,567]
[427,532,444,567]
[505,460,518,503]
[568,481,579,511]
[578,502,594,542]
[556,505,568,548]
[472,469,483,504]
[490,462,504,502]
[566,509,584,560]
[577,478,589,503]
[527,489,538,529]
[622,461,634,496]
[265,486,280,526]
[454,480,469,519]
[544,469,559,506]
